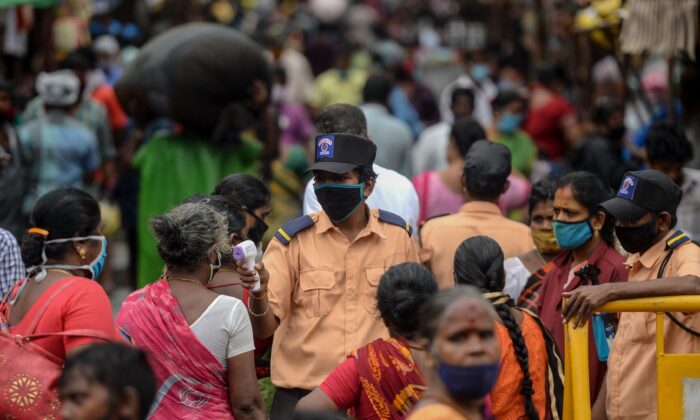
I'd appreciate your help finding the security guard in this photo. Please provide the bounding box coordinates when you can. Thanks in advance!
[564,170,700,420]
[238,133,419,418]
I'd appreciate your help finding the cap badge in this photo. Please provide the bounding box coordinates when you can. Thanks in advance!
[317,136,335,159]
[617,175,638,200]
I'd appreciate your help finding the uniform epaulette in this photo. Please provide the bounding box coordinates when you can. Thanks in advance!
[666,230,691,251]
[420,213,450,227]
[378,209,412,237]
[274,215,315,245]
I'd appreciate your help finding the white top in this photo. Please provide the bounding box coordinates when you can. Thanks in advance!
[438,74,496,127]
[411,121,451,177]
[190,295,255,367]
[503,257,531,301]
[303,163,420,233]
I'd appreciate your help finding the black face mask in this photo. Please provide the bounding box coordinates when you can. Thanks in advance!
[246,211,268,245]
[314,182,365,222]
[615,216,659,254]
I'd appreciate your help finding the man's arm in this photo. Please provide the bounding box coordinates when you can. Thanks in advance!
[563,276,700,327]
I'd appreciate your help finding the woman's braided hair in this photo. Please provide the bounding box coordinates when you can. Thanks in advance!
[453,236,539,420]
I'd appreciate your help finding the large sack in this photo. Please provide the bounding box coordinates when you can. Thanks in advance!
[115,23,270,144]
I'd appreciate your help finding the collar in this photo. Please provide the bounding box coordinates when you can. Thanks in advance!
[626,231,675,269]
[552,239,611,270]
[459,201,502,215]
[315,207,386,239]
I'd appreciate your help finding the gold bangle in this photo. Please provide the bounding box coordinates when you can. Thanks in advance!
[250,290,267,300]
[248,302,269,318]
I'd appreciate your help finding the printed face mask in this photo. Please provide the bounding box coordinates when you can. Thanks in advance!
[28,235,108,281]
[314,182,365,222]
[532,229,561,255]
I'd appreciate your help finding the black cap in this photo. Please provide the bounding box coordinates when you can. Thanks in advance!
[463,140,512,183]
[307,133,377,174]
[600,170,682,220]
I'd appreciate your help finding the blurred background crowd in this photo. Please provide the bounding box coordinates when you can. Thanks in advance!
[0,0,699,299]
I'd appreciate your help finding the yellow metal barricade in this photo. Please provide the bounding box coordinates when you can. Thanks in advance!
[563,296,700,420]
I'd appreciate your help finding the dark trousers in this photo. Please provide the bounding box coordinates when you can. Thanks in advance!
[270,387,311,420]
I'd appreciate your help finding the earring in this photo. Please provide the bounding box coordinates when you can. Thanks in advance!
[594,229,600,238]
[79,249,87,260]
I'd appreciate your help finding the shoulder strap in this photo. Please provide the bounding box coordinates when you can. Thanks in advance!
[378,209,413,237]
[27,278,80,334]
[658,230,697,278]
[274,215,315,246]
[655,231,700,337]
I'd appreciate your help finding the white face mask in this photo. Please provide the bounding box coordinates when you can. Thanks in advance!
[27,235,108,282]
[207,251,222,286]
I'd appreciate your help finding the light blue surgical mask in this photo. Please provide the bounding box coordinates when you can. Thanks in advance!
[435,357,500,399]
[27,235,108,281]
[470,64,490,83]
[497,112,523,135]
[553,220,593,250]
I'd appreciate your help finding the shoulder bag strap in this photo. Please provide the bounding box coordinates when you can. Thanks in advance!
[26,278,80,334]
[658,240,700,337]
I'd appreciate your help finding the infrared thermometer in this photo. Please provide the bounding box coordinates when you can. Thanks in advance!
[233,240,260,291]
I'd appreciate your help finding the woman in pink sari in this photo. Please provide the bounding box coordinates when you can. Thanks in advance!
[117,202,264,419]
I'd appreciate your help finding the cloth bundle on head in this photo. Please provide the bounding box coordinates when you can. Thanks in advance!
[114,23,271,145]
[36,70,80,107]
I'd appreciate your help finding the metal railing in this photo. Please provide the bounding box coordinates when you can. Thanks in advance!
[564,296,700,420]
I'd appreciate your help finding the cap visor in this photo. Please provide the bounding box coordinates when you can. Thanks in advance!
[305,161,357,174]
[600,197,649,220]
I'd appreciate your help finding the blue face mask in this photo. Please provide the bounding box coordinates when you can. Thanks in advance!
[497,113,523,135]
[470,64,490,83]
[553,220,593,250]
[436,358,500,399]
[27,235,108,281]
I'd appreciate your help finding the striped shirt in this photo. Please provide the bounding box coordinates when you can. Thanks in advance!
[0,228,24,299]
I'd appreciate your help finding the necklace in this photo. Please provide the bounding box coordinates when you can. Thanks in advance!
[168,277,205,287]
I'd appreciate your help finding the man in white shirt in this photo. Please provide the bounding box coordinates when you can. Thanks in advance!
[438,56,497,128]
[412,87,476,176]
[303,104,419,232]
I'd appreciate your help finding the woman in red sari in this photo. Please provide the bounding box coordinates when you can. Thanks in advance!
[296,263,438,419]
[116,202,264,419]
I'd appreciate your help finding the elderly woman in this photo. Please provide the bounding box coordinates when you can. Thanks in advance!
[408,287,502,420]
[117,202,264,419]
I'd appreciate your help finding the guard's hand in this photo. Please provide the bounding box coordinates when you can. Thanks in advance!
[563,284,614,328]
[235,260,270,293]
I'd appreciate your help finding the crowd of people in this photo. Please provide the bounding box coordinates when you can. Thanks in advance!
[1,1,700,419]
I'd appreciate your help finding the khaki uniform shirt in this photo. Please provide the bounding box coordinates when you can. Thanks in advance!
[607,231,700,419]
[264,209,420,389]
[420,201,535,288]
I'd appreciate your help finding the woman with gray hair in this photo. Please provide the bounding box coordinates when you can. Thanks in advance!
[117,202,264,419]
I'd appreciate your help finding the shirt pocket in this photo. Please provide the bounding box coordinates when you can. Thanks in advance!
[363,266,385,314]
[626,312,656,344]
[297,268,335,318]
